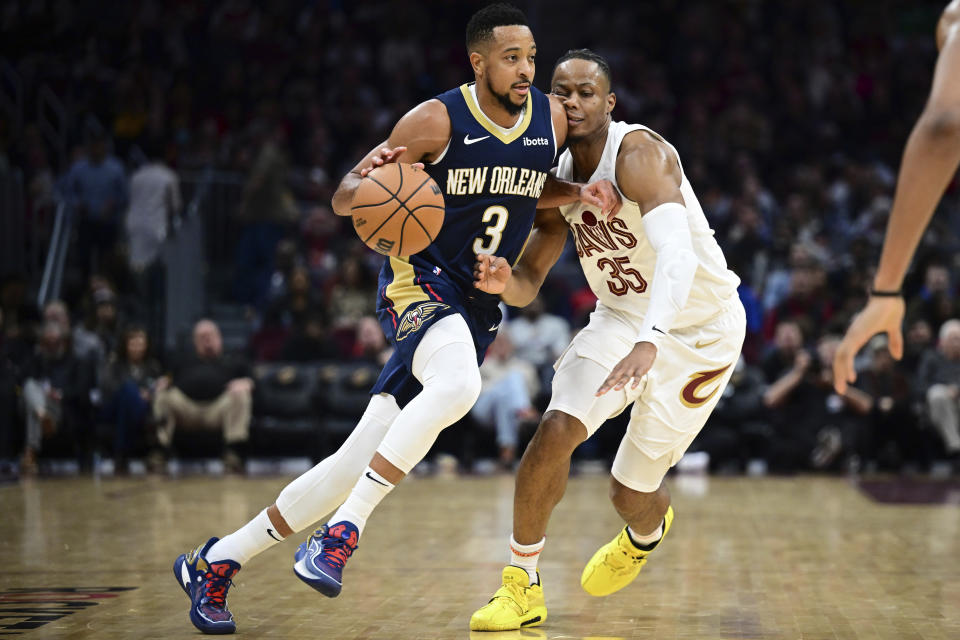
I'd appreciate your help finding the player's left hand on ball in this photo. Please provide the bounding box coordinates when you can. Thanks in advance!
[580,179,622,219]
[473,253,511,294]
[359,147,424,177]
[596,341,657,396]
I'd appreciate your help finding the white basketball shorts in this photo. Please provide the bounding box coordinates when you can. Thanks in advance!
[546,298,746,492]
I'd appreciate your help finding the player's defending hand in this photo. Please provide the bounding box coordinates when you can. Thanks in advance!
[580,179,622,219]
[359,146,425,178]
[832,296,905,394]
[473,253,511,294]
[597,341,657,396]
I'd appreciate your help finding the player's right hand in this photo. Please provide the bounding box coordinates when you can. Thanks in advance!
[359,146,425,177]
[832,296,905,394]
[473,253,511,294]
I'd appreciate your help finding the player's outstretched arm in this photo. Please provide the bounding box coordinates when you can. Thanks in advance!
[330,100,451,216]
[537,175,622,218]
[597,132,696,396]
[473,207,568,307]
[873,6,960,292]
[833,3,960,393]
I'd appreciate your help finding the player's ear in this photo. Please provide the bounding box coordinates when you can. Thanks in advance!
[469,51,485,77]
[605,91,616,115]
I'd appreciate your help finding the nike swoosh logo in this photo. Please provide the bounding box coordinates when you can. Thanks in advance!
[266,528,282,542]
[695,337,722,349]
[652,326,666,335]
[463,134,490,145]
[488,324,500,332]
[365,471,389,487]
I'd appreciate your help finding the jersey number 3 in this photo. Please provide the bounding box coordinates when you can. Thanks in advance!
[597,256,647,296]
[473,205,508,255]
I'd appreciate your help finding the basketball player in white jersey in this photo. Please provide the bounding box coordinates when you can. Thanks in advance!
[469,49,746,631]
[834,0,960,393]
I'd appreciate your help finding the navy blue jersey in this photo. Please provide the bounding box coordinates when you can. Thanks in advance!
[378,83,557,306]
[370,83,557,406]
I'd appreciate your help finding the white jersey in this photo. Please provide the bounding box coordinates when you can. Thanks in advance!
[557,120,739,329]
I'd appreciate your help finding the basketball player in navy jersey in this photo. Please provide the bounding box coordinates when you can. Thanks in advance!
[834,0,960,393]
[172,4,620,634]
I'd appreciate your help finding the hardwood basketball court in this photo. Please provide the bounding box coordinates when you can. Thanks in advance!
[1,472,958,639]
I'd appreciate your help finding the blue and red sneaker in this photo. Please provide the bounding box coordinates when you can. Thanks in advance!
[292,521,359,597]
[173,537,241,635]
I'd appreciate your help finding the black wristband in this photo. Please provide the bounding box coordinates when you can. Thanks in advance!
[869,289,902,297]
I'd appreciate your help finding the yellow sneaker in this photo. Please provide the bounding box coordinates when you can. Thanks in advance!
[469,566,547,631]
[580,505,675,597]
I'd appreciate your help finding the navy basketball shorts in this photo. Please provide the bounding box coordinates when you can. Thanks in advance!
[369,261,502,408]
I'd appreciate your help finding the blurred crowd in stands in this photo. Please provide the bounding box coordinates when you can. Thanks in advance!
[1,0,959,476]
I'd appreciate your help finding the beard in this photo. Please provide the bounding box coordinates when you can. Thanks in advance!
[487,77,525,116]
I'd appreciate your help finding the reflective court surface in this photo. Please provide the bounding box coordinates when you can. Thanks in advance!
[1,473,958,639]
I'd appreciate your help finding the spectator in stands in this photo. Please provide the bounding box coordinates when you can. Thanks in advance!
[760,320,804,383]
[99,325,163,474]
[762,332,871,472]
[280,313,341,362]
[471,332,540,469]
[233,120,298,307]
[152,319,253,472]
[812,336,874,470]
[854,336,918,471]
[125,136,181,335]
[126,137,181,272]
[726,202,772,297]
[505,295,569,386]
[263,239,300,308]
[902,318,934,373]
[42,299,96,367]
[270,265,323,329]
[351,316,391,366]
[19,321,89,475]
[761,329,818,472]
[72,288,121,367]
[64,127,128,279]
[908,263,960,332]
[325,254,377,330]
[918,318,960,467]
[763,257,835,343]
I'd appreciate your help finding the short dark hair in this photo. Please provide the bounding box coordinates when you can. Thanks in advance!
[553,48,613,90]
[466,3,529,52]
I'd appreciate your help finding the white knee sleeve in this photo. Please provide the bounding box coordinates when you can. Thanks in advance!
[275,393,400,532]
[377,314,481,473]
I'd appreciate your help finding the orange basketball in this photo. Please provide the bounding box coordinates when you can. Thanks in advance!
[350,163,445,257]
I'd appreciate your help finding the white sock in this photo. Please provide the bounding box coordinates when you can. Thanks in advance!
[627,521,663,548]
[328,466,395,536]
[207,508,284,565]
[509,535,545,585]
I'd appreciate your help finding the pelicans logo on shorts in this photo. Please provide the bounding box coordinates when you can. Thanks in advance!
[680,364,731,408]
[396,301,450,341]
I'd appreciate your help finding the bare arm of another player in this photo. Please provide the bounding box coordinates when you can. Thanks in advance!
[833,3,960,393]
[330,100,451,216]
[473,207,569,307]
[597,132,695,396]
[536,95,622,217]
